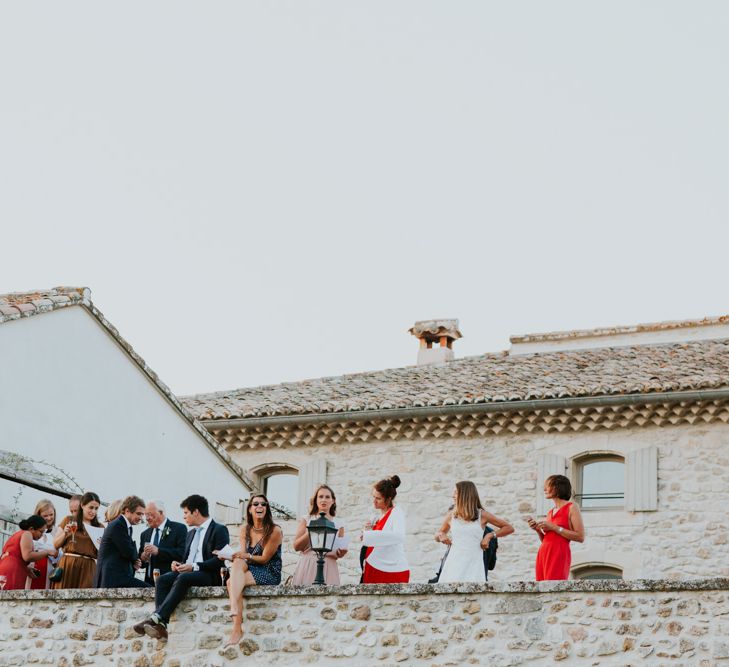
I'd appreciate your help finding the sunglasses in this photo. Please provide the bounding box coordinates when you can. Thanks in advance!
[250,501,268,507]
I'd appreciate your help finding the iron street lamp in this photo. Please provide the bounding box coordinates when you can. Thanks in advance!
[306,512,338,585]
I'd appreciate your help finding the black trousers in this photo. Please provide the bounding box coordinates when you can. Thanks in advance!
[155,570,215,623]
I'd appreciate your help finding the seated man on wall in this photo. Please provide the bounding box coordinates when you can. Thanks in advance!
[95,495,151,588]
[133,494,229,640]
[138,499,187,585]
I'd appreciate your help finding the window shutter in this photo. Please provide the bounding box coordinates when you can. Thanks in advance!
[536,454,566,515]
[625,446,657,511]
[297,459,327,517]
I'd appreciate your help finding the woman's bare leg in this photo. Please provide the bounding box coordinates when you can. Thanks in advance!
[226,559,255,645]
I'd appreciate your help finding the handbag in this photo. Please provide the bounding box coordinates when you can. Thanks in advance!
[49,566,64,583]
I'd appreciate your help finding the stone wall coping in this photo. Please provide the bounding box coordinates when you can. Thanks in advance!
[3,577,729,602]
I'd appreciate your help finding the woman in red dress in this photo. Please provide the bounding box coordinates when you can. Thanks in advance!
[0,515,56,590]
[362,475,409,584]
[529,475,585,581]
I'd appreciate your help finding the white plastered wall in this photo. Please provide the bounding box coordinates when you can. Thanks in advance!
[0,307,246,522]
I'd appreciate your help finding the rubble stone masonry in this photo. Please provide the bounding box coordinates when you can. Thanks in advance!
[2,579,729,666]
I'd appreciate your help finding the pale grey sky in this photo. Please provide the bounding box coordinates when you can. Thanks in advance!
[1,2,728,395]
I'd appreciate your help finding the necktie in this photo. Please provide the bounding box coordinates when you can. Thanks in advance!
[128,525,133,538]
[187,527,203,565]
[148,528,161,578]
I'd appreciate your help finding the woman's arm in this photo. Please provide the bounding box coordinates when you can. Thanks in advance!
[480,511,514,549]
[248,527,284,565]
[566,504,585,543]
[434,511,452,545]
[537,505,585,543]
[292,518,310,552]
[363,507,406,547]
[481,511,514,537]
[526,516,545,542]
[53,521,70,550]
[19,533,49,563]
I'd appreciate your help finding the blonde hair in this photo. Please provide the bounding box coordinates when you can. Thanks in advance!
[453,481,483,522]
[105,499,123,523]
[34,499,56,530]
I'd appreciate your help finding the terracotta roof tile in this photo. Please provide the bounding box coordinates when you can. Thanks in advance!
[181,340,729,421]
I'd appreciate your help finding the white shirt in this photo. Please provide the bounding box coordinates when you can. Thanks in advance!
[362,505,409,573]
[151,519,168,545]
[121,515,134,534]
[186,518,211,569]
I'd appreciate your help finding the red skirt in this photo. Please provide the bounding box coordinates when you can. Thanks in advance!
[363,563,410,584]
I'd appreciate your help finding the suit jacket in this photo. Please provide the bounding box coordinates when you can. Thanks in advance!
[138,519,187,584]
[94,516,140,588]
[184,519,229,578]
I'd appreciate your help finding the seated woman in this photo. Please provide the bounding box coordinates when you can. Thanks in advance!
[220,494,283,646]
[292,484,347,585]
[0,515,57,590]
[435,480,514,583]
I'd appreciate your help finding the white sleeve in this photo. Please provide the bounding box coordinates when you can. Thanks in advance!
[362,508,406,547]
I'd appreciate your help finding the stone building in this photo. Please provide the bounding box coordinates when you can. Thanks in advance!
[182,315,729,584]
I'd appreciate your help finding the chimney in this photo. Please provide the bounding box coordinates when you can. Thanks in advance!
[409,319,462,366]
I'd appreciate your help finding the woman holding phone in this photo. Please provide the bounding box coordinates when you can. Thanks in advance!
[528,475,585,581]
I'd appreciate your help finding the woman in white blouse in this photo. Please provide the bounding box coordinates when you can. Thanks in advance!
[361,475,409,583]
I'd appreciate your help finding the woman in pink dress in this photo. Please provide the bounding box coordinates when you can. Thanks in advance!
[0,515,57,590]
[292,484,347,585]
[528,475,585,581]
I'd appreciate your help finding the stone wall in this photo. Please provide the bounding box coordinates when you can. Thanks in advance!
[232,421,729,583]
[2,580,729,666]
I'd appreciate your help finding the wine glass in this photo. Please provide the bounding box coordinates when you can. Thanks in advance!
[0,575,7,590]
[68,519,78,544]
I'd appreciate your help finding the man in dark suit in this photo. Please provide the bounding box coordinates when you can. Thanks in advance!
[138,499,187,585]
[95,495,152,588]
[132,494,229,640]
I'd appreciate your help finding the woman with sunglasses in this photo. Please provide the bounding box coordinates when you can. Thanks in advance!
[221,494,283,646]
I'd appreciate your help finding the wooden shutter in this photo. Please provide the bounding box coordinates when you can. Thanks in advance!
[297,459,327,517]
[536,453,566,515]
[625,446,658,511]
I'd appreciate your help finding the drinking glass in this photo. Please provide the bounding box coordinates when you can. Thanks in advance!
[68,519,78,544]
[152,568,160,585]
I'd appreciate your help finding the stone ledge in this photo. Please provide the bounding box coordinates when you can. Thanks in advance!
[2,577,729,602]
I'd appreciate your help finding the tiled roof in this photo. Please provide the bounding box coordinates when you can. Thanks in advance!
[182,338,729,421]
[0,287,252,490]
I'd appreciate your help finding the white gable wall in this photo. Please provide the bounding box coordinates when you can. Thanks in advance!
[0,307,245,521]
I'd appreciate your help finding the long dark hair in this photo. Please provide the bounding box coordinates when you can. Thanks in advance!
[244,494,277,547]
[308,484,337,518]
[19,515,46,531]
[75,492,103,534]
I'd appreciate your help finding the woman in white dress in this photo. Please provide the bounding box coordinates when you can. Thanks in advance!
[435,481,514,583]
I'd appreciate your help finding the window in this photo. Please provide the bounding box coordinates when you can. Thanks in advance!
[263,472,298,518]
[575,455,624,509]
[572,564,623,580]
[249,463,299,519]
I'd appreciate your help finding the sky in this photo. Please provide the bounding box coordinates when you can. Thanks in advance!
[1,2,728,396]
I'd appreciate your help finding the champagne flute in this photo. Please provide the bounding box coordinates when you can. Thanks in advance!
[152,568,160,585]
